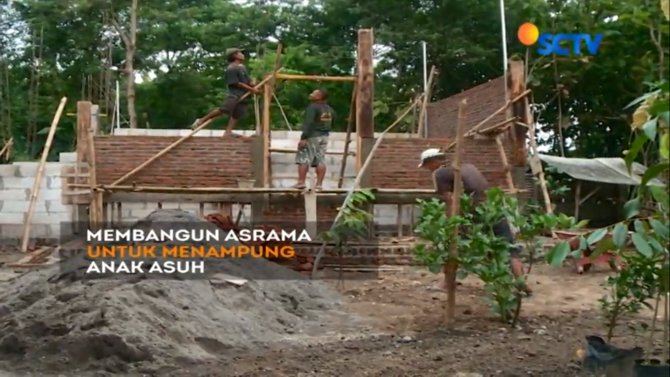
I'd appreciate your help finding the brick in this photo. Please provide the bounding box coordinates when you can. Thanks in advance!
[0,164,17,177]
[94,135,255,187]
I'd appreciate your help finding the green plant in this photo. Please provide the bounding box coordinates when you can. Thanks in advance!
[414,188,577,324]
[547,0,669,357]
[321,190,375,287]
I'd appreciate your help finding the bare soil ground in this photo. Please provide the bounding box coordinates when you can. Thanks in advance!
[0,248,664,377]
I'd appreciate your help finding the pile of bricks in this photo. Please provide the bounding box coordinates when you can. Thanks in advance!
[204,213,319,274]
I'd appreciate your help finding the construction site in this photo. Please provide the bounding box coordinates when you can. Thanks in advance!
[0,29,663,376]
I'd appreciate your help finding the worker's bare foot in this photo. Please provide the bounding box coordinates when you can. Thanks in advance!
[190,119,201,129]
[292,183,306,189]
[314,185,323,191]
[223,131,243,138]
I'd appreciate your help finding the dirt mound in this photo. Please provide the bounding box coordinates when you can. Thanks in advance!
[0,210,345,375]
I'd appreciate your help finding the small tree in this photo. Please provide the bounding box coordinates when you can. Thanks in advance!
[415,188,578,324]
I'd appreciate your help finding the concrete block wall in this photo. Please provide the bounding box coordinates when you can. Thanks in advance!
[0,152,78,241]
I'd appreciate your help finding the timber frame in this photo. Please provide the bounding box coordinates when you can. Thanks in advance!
[66,35,551,234]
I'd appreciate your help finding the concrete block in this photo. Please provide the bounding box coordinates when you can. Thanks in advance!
[43,163,66,177]
[36,189,62,201]
[0,164,17,177]
[14,162,40,177]
[1,177,34,189]
[46,176,62,189]
[271,154,294,164]
[31,212,71,225]
[0,189,29,201]
[272,131,288,140]
[1,200,36,213]
[0,212,25,225]
[178,203,199,211]
[0,224,23,240]
[59,152,78,163]
[271,138,295,149]
[44,201,72,214]
[129,209,154,218]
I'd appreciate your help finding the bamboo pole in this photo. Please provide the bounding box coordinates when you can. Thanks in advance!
[276,73,356,82]
[443,89,531,152]
[338,84,357,188]
[107,69,283,187]
[0,137,12,159]
[495,136,515,190]
[311,94,424,277]
[21,97,67,252]
[444,99,467,329]
[416,66,437,137]
[526,97,553,215]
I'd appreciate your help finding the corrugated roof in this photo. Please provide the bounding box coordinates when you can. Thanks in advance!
[537,154,665,187]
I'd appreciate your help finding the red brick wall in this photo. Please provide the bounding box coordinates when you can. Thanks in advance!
[426,76,506,138]
[94,135,254,187]
[370,137,512,190]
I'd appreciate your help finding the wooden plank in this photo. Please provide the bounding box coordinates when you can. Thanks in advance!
[276,73,356,82]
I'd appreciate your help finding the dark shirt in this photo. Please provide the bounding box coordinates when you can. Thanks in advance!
[300,102,334,140]
[225,63,252,97]
[433,163,490,203]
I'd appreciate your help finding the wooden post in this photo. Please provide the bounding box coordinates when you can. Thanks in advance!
[21,97,67,252]
[416,66,437,138]
[355,28,375,174]
[263,81,271,188]
[86,121,103,227]
[338,84,357,188]
[444,99,467,328]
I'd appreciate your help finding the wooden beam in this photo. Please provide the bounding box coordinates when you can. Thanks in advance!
[21,97,67,252]
[86,125,103,227]
[356,29,375,139]
[495,136,515,191]
[276,73,356,82]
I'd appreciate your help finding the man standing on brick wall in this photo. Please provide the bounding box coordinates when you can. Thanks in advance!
[191,48,260,136]
[418,148,533,295]
[293,88,334,190]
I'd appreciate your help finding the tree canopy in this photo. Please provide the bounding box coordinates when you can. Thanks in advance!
[0,0,668,161]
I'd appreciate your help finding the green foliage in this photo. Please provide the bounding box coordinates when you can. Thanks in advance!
[414,188,576,323]
[321,189,375,256]
[1,0,668,160]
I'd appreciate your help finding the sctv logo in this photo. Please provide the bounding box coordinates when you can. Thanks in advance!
[518,22,603,56]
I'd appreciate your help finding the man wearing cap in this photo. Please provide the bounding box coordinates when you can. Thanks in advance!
[418,148,532,295]
[192,48,259,136]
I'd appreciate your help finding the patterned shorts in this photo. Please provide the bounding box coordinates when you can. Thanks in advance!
[295,135,328,167]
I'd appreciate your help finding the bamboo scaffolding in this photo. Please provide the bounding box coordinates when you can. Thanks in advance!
[444,99,467,328]
[443,89,531,152]
[416,66,437,137]
[311,93,425,277]
[21,97,67,252]
[338,84,357,188]
[107,69,284,188]
[477,117,518,135]
[276,73,356,82]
